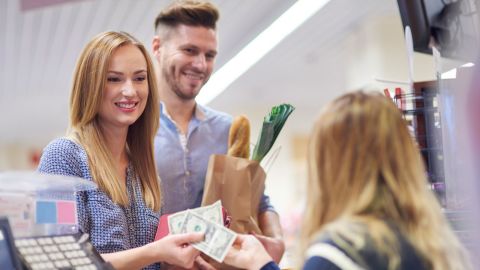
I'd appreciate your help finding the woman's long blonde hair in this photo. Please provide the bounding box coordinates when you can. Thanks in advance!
[302,91,470,269]
[69,31,161,211]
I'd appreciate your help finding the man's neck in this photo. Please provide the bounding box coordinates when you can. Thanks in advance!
[160,84,196,134]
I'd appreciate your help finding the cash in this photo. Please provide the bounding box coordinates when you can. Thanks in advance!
[168,211,187,235]
[180,211,236,262]
[168,200,223,234]
[167,201,236,262]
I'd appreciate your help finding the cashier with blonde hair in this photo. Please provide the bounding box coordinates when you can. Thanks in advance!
[38,31,202,270]
[224,91,471,270]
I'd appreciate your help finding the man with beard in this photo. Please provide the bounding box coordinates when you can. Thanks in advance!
[152,0,285,265]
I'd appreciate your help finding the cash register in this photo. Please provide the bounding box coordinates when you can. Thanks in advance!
[0,172,114,270]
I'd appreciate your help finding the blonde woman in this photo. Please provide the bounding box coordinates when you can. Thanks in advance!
[38,31,202,270]
[224,91,471,270]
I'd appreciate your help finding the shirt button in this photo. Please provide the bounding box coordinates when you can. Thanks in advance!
[185,171,190,176]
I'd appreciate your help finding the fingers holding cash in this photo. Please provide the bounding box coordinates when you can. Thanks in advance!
[165,201,276,270]
[168,201,237,263]
[152,233,203,269]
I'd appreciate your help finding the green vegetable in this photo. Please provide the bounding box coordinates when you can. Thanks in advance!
[252,104,295,162]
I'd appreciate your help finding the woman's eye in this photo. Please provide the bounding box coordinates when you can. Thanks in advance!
[107,77,121,82]
[135,76,146,82]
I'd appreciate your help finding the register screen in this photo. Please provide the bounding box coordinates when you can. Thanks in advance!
[0,230,16,270]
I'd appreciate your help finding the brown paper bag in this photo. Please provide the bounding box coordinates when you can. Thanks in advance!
[202,154,266,234]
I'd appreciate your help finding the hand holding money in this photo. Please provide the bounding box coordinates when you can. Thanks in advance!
[148,232,204,268]
[168,201,237,263]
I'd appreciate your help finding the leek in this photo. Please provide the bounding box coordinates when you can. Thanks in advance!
[252,104,295,162]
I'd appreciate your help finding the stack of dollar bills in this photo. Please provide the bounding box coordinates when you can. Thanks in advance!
[168,201,237,262]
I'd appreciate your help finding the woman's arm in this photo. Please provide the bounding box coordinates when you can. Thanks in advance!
[257,211,285,263]
[102,233,204,270]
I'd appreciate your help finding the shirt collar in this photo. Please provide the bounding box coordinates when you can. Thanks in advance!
[160,101,207,122]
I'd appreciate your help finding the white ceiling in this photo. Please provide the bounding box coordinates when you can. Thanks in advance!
[0,0,406,146]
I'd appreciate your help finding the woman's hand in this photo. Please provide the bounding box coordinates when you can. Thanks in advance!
[165,255,217,270]
[150,233,204,268]
[252,233,285,264]
[101,232,204,270]
[224,234,273,270]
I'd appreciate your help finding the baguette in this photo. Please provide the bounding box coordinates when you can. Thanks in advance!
[227,115,250,159]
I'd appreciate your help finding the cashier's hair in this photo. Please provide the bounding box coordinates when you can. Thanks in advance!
[68,31,161,212]
[302,91,470,270]
[154,0,219,38]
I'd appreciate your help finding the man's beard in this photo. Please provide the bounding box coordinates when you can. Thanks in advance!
[162,65,205,101]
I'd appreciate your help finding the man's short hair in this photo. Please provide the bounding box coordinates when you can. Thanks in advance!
[154,0,219,33]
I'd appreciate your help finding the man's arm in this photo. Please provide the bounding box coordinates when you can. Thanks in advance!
[257,210,286,264]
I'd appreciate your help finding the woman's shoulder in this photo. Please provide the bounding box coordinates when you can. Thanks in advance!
[304,221,427,270]
[304,234,364,270]
[42,137,86,160]
[45,137,83,150]
[37,137,90,178]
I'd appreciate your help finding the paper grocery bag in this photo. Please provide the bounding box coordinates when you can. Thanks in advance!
[202,154,265,234]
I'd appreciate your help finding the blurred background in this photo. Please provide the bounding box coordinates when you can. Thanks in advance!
[1,0,479,267]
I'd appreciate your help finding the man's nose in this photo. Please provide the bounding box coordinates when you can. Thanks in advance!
[192,54,207,71]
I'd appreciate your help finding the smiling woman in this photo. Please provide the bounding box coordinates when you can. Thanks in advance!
[100,44,149,131]
[37,31,204,270]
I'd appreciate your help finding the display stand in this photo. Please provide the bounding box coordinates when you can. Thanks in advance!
[394,81,446,205]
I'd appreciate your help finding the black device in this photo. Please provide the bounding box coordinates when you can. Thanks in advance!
[397,0,479,61]
[0,217,23,270]
[0,216,114,270]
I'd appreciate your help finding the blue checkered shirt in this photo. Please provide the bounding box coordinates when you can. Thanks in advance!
[38,138,161,270]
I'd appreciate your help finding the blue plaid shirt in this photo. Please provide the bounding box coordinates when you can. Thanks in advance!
[38,138,161,270]
[155,103,275,215]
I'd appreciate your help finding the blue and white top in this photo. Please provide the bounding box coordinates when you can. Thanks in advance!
[38,138,161,270]
[259,221,427,270]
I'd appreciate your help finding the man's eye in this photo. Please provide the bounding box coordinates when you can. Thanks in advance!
[184,48,195,54]
[107,77,121,82]
[206,54,215,60]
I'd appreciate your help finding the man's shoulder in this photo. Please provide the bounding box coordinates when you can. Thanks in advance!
[200,105,232,125]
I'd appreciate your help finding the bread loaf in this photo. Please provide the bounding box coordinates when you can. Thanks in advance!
[227,115,250,159]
